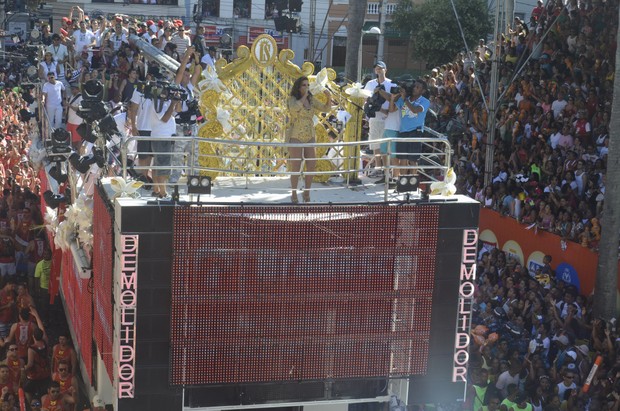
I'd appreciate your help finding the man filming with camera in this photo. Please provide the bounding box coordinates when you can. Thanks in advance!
[170,46,202,184]
[390,79,430,177]
[363,61,393,179]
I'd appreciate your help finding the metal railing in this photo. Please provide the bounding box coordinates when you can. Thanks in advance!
[120,133,453,201]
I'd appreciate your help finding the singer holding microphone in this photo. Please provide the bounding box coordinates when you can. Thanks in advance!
[285,76,333,203]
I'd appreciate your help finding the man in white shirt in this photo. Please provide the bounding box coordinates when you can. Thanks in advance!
[109,24,128,52]
[47,34,69,85]
[41,72,66,129]
[149,93,179,198]
[551,91,568,119]
[200,46,217,70]
[363,61,393,179]
[129,86,154,185]
[73,20,96,63]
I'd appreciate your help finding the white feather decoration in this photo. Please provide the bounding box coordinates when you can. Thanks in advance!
[309,68,329,95]
[44,207,59,234]
[110,177,144,199]
[217,108,232,133]
[198,66,227,93]
[345,83,372,99]
[55,220,73,252]
[430,168,457,196]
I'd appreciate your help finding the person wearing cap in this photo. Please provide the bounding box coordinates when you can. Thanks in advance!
[66,82,83,150]
[92,394,106,410]
[41,72,66,129]
[363,61,393,179]
[201,46,218,71]
[391,78,430,175]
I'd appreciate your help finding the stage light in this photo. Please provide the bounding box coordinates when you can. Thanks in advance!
[52,128,71,148]
[49,164,68,184]
[396,175,419,193]
[98,114,121,137]
[187,175,211,195]
[19,108,35,122]
[69,148,105,174]
[43,190,68,209]
[76,123,96,143]
[83,80,104,101]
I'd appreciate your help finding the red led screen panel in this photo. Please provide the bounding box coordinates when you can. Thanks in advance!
[61,252,93,381]
[170,205,439,386]
[92,188,115,380]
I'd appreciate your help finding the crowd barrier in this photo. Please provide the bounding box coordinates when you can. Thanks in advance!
[479,208,620,296]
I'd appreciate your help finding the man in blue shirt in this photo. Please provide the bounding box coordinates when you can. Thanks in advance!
[392,80,430,175]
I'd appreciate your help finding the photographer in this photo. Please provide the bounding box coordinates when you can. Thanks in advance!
[363,62,393,179]
[390,80,430,176]
[170,47,201,184]
[147,71,181,198]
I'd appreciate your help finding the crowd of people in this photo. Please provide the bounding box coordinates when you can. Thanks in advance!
[399,0,620,409]
[458,248,620,411]
[0,139,85,410]
[423,0,619,250]
[1,0,618,409]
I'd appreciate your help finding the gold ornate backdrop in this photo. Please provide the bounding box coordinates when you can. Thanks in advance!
[197,34,364,181]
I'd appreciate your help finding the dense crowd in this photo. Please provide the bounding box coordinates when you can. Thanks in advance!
[2,0,619,410]
[0,144,78,410]
[424,0,617,250]
[410,0,620,409]
[455,248,620,411]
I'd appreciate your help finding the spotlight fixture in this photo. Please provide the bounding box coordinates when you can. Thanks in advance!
[97,114,121,138]
[46,129,72,162]
[187,175,211,195]
[51,128,71,149]
[69,148,105,174]
[49,163,68,184]
[76,123,95,143]
[396,175,419,193]
[83,79,104,101]
[43,190,68,209]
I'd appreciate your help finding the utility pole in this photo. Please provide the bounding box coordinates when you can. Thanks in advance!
[308,0,316,62]
[0,0,5,58]
[484,0,502,187]
[376,0,386,63]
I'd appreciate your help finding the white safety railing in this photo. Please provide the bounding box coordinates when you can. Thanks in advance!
[120,134,453,202]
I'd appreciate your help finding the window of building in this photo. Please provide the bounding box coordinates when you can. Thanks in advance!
[115,0,179,4]
[234,0,251,18]
[201,0,220,17]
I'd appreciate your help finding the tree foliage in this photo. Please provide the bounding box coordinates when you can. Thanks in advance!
[392,0,492,68]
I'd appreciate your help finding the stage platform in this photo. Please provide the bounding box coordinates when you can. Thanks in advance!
[102,174,454,206]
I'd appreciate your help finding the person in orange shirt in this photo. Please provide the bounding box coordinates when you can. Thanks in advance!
[52,333,78,375]
[0,365,15,395]
[41,381,72,411]
[52,360,77,405]
[1,343,24,389]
